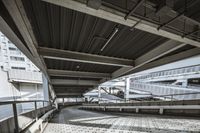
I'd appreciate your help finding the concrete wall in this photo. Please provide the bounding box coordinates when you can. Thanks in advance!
[0,69,43,101]
[0,69,18,100]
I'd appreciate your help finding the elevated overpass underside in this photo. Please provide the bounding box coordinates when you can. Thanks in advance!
[1,0,200,98]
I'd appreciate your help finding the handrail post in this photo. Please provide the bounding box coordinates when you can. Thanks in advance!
[13,103,19,133]
[43,101,45,114]
[34,101,38,121]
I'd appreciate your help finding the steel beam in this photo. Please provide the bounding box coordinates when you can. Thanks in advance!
[51,79,99,86]
[39,47,134,67]
[48,69,111,78]
[42,0,200,47]
[112,40,186,78]
[125,0,145,20]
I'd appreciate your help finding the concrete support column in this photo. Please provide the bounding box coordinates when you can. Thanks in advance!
[35,84,38,100]
[62,98,64,105]
[98,86,101,104]
[34,101,38,121]
[125,77,130,101]
[159,108,164,115]
[13,103,19,133]
[182,79,188,87]
[136,108,139,113]
[42,74,49,101]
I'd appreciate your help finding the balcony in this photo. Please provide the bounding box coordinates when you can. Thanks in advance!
[8,69,42,84]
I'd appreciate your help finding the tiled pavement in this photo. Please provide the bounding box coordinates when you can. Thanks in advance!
[43,106,200,133]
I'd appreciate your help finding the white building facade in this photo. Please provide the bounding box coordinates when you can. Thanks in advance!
[0,32,39,72]
[0,32,47,101]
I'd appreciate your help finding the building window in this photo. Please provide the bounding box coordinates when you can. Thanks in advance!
[8,40,12,44]
[9,47,21,55]
[9,47,17,51]
[11,67,25,70]
[10,56,25,61]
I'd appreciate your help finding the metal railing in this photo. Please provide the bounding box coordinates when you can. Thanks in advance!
[147,82,200,90]
[130,82,200,100]
[131,65,200,81]
[85,92,200,106]
[0,100,51,133]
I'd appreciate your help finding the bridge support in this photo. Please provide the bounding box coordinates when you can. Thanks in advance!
[136,108,139,113]
[159,108,164,115]
[13,103,19,133]
[125,77,130,101]
[98,86,101,104]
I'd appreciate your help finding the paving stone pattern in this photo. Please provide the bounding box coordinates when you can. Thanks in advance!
[43,106,200,133]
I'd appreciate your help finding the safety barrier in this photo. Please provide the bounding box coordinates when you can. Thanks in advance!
[81,99,200,116]
[0,100,53,133]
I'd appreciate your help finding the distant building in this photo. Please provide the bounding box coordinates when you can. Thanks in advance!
[0,32,46,102]
[0,32,39,72]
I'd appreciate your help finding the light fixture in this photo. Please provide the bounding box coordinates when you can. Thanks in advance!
[100,27,119,51]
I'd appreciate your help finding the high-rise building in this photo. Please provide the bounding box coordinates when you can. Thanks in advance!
[0,32,45,102]
[0,32,39,72]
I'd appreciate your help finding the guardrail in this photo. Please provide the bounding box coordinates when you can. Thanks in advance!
[81,104,200,115]
[130,82,200,100]
[81,99,200,116]
[27,108,56,133]
[86,92,200,105]
[131,65,200,81]
[0,100,52,133]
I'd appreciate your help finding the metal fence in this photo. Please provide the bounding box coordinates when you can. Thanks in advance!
[131,65,200,81]
[130,82,200,100]
[0,100,51,133]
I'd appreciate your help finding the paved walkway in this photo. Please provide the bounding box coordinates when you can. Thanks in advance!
[43,106,200,133]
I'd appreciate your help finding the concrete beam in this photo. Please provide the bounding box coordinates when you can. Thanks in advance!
[2,0,50,81]
[0,16,39,71]
[112,40,186,78]
[42,0,200,47]
[51,79,99,86]
[48,69,111,79]
[39,47,134,67]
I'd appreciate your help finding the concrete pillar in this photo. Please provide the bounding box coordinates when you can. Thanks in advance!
[159,108,164,115]
[182,79,188,87]
[42,74,49,101]
[125,77,130,101]
[34,101,38,121]
[98,86,101,104]
[62,98,64,105]
[13,103,19,133]
[35,84,38,100]
[136,108,139,113]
